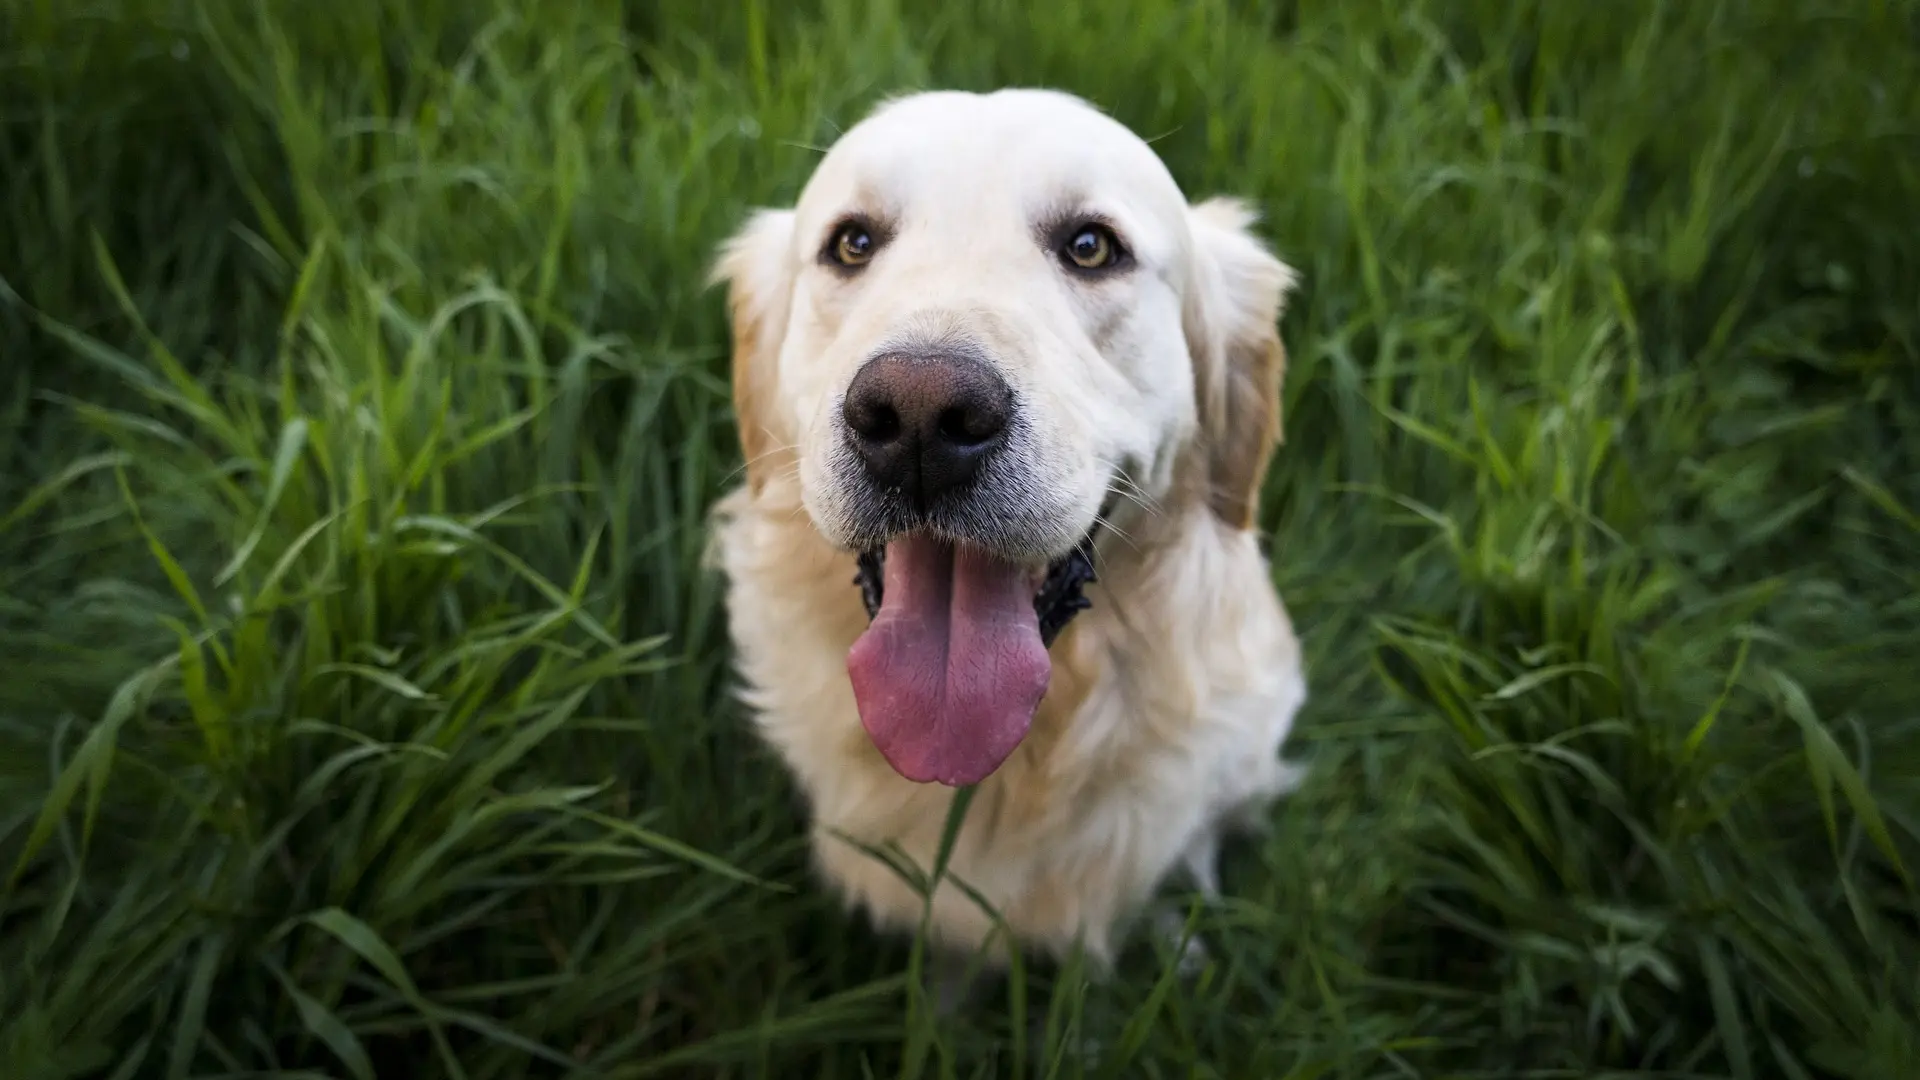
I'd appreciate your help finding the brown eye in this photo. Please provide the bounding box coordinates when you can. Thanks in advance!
[1064,225,1117,270]
[831,224,875,266]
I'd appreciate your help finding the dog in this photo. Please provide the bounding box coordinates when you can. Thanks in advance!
[706,88,1308,989]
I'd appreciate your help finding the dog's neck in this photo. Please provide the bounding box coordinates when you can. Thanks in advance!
[1006,482,1281,799]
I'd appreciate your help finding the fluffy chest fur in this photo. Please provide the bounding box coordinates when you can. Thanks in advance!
[708,481,1306,967]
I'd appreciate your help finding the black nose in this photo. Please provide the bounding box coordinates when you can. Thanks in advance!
[841,352,1013,510]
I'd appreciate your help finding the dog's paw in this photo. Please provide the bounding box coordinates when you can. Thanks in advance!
[1174,932,1211,979]
[1151,908,1213,980]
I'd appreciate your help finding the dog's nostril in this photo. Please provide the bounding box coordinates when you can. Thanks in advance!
[937,404,1001,447]
[848,401,902,444]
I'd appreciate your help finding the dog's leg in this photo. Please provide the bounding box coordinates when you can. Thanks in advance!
[1144,828,1226,979]
[1153,760,1309,979]
[1227,758,1308,836]
[1181,829,1224,899]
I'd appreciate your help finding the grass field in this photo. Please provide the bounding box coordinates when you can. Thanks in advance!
[3,0,1918,1076]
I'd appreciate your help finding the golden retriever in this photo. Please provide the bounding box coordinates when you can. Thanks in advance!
[706,88,1307,988]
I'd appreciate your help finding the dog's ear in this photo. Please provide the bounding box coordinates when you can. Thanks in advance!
[1181,196,1299,531]
[709,208,799,495]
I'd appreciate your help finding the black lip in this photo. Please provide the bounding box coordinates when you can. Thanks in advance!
[850,531,1100,649]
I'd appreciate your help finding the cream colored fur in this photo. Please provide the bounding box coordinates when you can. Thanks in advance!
[706,88,1308,972]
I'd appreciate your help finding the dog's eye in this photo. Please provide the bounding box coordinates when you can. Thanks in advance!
[1063,225,1118,271]
[830,223,876,267]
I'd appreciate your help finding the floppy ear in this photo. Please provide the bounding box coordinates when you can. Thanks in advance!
[709,208,799,495]
[1181,196,1299,531]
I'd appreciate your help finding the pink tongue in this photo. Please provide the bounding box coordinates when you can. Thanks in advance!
[845,534,1051,786]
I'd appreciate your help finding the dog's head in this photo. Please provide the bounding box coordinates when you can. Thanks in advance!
[713,89,1297,787]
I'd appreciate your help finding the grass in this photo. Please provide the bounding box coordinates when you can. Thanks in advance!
[1,0,1917,1075]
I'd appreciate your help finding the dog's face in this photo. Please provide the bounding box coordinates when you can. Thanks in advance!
[715,89,1297,787]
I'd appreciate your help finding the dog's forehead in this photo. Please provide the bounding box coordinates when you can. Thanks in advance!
[797,91,1189,232]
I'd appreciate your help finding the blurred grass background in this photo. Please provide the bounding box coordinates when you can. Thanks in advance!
[2,0,1917,1076]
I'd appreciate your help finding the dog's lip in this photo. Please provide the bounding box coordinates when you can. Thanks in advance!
[856,532,1086,588]
[851,523,1102,649]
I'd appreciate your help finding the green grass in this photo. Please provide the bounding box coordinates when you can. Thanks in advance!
[2,0,1917,1075]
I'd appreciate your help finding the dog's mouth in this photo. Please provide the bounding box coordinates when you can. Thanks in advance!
[852,534,1098,645]
[844,524,1101,788]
